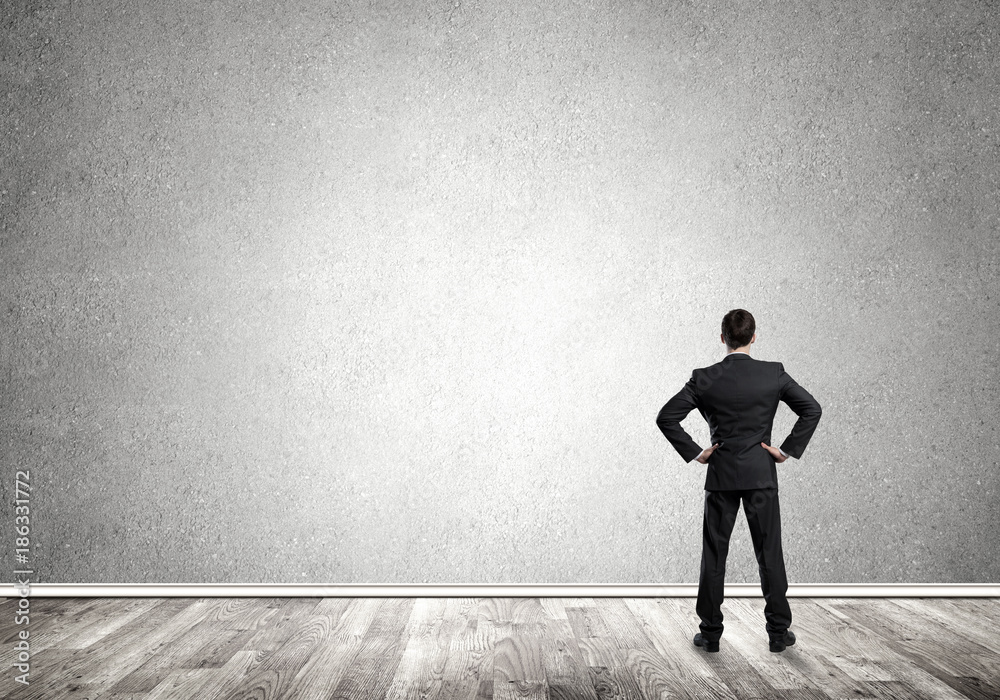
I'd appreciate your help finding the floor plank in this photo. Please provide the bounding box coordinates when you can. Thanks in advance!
[540,599,600,700]
[329,598,414,700]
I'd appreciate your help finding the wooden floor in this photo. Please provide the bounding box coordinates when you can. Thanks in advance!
[1,597,999,700]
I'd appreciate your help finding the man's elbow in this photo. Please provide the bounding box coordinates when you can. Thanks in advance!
[655,410,674,434]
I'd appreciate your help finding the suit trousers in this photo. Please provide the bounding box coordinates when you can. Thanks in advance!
[696,488,792,642]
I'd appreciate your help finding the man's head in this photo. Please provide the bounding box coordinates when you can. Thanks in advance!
[721,308,756,351]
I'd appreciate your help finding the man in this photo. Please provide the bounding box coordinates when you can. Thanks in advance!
[656,309,822,653]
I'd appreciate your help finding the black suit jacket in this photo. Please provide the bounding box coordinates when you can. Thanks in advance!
[656,353,822,491]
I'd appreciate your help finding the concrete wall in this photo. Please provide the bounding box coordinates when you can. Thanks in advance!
[2,0,997,584]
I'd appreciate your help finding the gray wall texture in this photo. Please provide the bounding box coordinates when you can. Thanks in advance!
[2,0,998,584]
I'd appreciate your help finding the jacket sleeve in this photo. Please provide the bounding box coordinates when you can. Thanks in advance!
[777,362,822,459]
[656,372,704,463]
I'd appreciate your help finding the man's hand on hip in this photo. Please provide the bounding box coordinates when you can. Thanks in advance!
[695,443,721,464]
[761,442,788,463]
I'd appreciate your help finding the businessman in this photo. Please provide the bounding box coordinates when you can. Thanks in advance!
[656,309,822,653]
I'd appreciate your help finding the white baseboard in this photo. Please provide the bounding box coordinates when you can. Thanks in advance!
[2,583,998,597]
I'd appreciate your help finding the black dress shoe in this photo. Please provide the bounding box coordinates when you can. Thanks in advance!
[768,629,796,653]
[693,632,720,652]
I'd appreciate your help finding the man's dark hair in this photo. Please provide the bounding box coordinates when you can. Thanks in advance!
[722,309,755,350]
